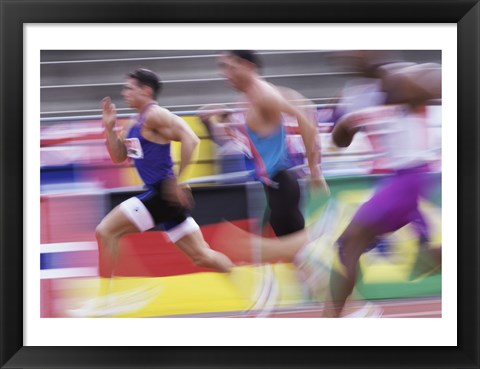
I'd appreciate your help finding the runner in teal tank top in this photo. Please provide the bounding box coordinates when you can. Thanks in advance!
[201,50,329,237]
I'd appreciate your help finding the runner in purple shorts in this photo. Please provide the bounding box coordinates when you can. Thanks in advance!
[323,62,442,317]
[348,164,430,237]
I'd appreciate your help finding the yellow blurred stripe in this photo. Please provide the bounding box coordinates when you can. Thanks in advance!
[57,263,306,317]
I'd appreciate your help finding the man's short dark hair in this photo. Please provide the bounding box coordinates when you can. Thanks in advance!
[128,68,162,98]
[228,50,262,69]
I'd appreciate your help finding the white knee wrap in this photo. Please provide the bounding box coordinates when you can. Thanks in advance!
[119,197,155,232]
[165,217,200,243]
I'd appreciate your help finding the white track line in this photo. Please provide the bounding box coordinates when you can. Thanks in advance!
[41,267,98,279]
[41,242,97,253]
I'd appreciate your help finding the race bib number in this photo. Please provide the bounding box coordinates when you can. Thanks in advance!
[125,138,144,159]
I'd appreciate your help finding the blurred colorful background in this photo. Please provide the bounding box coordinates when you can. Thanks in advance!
[40,50,441,318]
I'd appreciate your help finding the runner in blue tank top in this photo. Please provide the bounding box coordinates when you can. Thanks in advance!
[96,68,233,282]
[124,102,174,185]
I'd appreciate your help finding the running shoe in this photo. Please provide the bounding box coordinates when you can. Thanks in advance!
[294,200,339,299]
[343,301,383,318]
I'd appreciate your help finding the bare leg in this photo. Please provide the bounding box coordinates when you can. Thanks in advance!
[322,223,376,318]
[212,220,309,263]
[174,229,234,272]
[428,246,442,265]
[95,206,139,279]
[409,242,442,280]
[97,205,234,274]
[260,230,308,261]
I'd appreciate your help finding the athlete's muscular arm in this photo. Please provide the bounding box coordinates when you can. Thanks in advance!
[276,86,317,123]
[197,104,234,146]
[145,107,200,179]
[252,84,328,192]
[101,97,128,163]
[175,116,200,179]
[247,82,330,193]
[142,107,199,208]
[281,98,329,192]
[331,112,362,148]
[275,87,321,175]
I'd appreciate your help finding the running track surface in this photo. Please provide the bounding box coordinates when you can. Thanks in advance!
[266,297,441,318]
[172,297,441,318]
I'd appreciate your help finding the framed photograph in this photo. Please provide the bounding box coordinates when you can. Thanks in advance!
[1,0,479,368]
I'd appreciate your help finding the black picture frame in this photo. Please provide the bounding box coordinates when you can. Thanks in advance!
[1,0,479,368]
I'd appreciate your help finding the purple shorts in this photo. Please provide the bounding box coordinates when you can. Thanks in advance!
[350,164,431,235]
